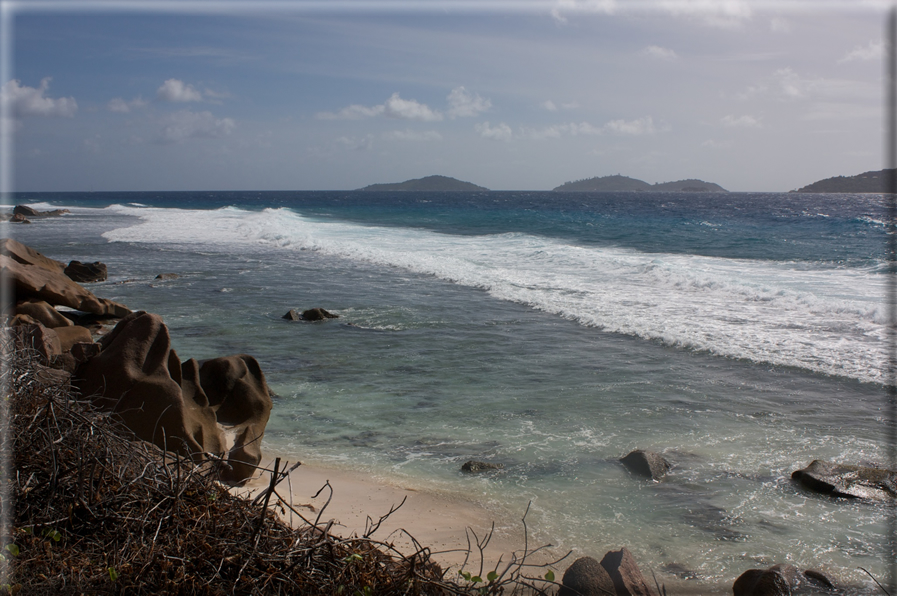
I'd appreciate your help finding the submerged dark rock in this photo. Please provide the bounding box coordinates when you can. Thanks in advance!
[155,273,180,280]
[282,309,303,321]
[301,308,339,321]
[14,205,70,217]
[461,460,504,473]
[620,449,671,480]
[791,460,897,502]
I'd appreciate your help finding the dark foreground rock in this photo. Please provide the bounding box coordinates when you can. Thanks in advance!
[14,300,74,328]
[620,449,671,480]
[791,460,897,502]
[733,564,836,595]
[559,556,615,596]
[198,354,273,481]
[155,273,179,280]
[600,548,658,596]
[1,238,129,318]
[65,260,108,283]
[75,312,272,484]
[461,460,504,473]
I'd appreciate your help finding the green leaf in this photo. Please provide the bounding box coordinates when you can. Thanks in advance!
[545,570,555,582]
[42,529,61,543]
[470,576,483,583]
[3,545,18,557]
[487,571,498,582]
[108,567,119,582]
[460,571,472,581]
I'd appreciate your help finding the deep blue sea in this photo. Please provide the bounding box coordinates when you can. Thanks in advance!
[8,190,892,593]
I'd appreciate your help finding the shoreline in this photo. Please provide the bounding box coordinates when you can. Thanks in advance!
[235,454,556,573]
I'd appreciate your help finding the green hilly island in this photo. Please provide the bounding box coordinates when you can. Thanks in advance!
[792,169,895,193]
[358,175,489,191]
[553,175,727,192]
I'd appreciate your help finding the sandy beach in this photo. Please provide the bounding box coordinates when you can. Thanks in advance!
[236,456,558,574]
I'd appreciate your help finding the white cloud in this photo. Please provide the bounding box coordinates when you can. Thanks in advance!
[1,78,77,118]
[107,96,148,113]
[447,86,491,118]
[202,88,230,102]
[736,68,868,103]
[838,40,884,64]
[475,121,513,141]
[317,92,442,121]
[336,134,373,151]
[642,45,678,61]
[770,17,790,33]
[317,104,385,120]
[522,121,604,139]
[720,114,761,128]
[477,117,661,141]
[799,102,880,122]
[604,116,660,135]
[384,129,442,141]
[383,92,442,121]
[156,78,203,102]
[156,110,235,144]
[659,0,753,29]
[551,0,616,23]
[773,67,807,99]
[543,100,580,112]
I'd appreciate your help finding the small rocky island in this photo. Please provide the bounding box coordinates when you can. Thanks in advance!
[553,175,727,192]
[358,175,489,192]
[792,169,894,193]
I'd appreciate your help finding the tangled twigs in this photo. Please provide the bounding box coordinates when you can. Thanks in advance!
[3,336,562,595]
[453,501,572,596]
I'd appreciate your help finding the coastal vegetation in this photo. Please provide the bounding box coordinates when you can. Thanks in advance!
[791,169,896,193]
[358,175,489,192]
[552,175,727,193]
[355,174,730,192]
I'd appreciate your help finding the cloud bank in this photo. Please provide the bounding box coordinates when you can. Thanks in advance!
[157,78,203,102]
[318,87,490,122]
[156,109,236,144]
[2,78,77,118]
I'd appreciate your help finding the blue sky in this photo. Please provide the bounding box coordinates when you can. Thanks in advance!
[1,1,888,192]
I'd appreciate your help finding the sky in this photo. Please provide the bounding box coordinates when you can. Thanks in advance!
[0,1,890,192]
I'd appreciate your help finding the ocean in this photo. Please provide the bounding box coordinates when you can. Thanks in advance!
[9,190,892,593]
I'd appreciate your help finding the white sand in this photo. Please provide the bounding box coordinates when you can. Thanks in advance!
[234,456,559,574]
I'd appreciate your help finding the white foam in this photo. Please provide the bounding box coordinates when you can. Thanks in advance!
[103,205,887,384]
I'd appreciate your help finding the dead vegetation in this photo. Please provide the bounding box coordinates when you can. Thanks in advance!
[0,336,567,595]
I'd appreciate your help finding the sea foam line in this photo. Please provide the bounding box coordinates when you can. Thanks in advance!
[102,205,887,384]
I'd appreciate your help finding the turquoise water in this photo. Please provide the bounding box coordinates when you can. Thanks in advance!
[9,191,892,593]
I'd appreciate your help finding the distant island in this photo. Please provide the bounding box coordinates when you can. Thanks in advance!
[553,175,727,192]
[792,169,895,193]
[358,175,489,192]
